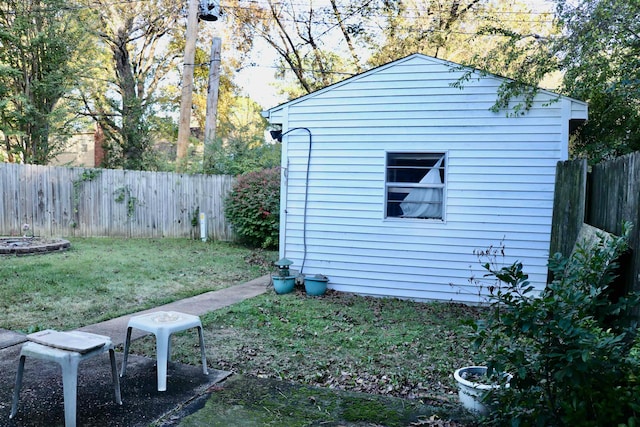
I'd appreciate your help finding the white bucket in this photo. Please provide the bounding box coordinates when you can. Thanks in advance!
[453,366,508,415]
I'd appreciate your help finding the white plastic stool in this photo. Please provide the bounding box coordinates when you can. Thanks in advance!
[10,331,122,427]
[120,311,208,391]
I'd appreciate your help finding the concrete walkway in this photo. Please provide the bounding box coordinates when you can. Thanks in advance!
[77,274,270,346]
[0,275,271,427]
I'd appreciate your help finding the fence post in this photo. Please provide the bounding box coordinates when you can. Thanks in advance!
[549,158,588,262]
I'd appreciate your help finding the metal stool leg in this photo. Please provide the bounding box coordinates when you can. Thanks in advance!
[197,326,208,375]
[9,354,26,419]
[109,348,123,405]
[120,326,132,377]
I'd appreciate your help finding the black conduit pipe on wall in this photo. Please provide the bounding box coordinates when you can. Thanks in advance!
[271,127,312,275]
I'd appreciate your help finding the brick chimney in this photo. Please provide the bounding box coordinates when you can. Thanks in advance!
[94,122,105,167]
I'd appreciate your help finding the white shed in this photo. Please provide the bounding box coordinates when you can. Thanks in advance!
[263,53,587,303]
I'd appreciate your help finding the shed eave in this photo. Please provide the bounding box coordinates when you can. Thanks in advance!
[263,53,589,117]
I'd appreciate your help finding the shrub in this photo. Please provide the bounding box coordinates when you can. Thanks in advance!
[474,223,640,426]
[203,137,281,176]
[224,167,280,249]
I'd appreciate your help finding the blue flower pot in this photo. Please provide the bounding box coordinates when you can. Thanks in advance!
[304,276,328,296]
[272,276,295,294]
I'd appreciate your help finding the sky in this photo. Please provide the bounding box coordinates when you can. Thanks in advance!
[234,38,285,109]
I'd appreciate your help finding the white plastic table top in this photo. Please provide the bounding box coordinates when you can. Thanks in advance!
[126,311,203,333]
[25,329,107,353]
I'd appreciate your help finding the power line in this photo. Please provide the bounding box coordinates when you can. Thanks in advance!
[1,0,556,22]
[219,0,554,15]
[0,0,156,14]
[220,1,555,50]
[219,0,556,41]
[3,0,557,56]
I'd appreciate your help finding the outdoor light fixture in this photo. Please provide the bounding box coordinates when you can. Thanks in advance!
[270,129,283,142]
[269,127,310,143]
[274,257,293,277]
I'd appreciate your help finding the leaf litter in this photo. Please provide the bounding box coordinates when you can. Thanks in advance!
[151,288,484,425]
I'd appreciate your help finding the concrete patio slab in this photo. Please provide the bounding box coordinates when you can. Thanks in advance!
[0,343,230,427]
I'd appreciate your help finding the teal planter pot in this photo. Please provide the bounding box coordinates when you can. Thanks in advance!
[272,276,295,294]
[304,275,328,296]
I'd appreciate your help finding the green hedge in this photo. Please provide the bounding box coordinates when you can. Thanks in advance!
[225,167,280,249]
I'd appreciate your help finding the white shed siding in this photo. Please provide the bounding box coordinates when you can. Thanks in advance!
[269,54,587,303]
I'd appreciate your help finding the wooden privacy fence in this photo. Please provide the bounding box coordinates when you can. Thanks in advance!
[550,151,640,294]
[0,163,235,240]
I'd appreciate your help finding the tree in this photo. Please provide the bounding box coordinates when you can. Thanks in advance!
[203,96,278,176]
[225,0,545,100]
[225,0,369,98]
[466,0,640,163]
[555,0,640,162]
[0,0,89,164]
[454,1,560,116]
[153,33,274,175]
[367,0,486,66]
[79,0,183,170]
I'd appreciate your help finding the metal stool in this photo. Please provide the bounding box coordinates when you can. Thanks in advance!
[120,311,208,391]
[10,331,122,427]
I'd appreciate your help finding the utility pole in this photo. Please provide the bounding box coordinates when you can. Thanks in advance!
[176,0,200,168]
[203,37,221,171]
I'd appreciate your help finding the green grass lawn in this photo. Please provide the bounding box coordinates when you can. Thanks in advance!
[1,238,482,424]
[0,237,276,332]
[132,286,482,420]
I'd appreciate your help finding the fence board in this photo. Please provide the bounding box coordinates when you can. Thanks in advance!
[0,164,235,241]
[588,152,640,296]
[549,158,587,260]
[552,152,640,295]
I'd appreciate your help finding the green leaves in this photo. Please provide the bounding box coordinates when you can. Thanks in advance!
[0,0,89,164]
[461,0,640,162]
[224,168,281,249]
[477,223,640,426]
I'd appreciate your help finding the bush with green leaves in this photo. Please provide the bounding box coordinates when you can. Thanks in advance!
[203,137,281,176]
[224,167,280,249]
[474,224,640,426]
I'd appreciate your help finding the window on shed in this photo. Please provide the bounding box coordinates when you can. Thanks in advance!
[386,153,446,220]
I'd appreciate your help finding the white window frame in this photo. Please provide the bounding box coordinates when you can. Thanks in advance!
[385,152,447,221]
